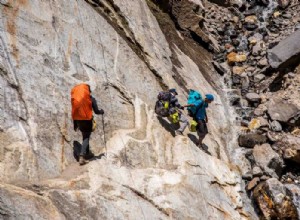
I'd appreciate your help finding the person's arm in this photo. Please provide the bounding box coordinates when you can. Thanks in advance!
[205,115,208,123]
[171,96,184,109]
[184,104,195,107]
[91,96,104,115]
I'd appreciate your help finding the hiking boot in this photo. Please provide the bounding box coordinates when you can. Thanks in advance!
[79,156,88,166]
[175,130,183,136]
[85,151,95,160]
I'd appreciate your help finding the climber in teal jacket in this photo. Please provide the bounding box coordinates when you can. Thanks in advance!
[187,94,214,147]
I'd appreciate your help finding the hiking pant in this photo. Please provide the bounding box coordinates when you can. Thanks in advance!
[197,120,208,144]
[80,131,91,156]
[174,113,189,133]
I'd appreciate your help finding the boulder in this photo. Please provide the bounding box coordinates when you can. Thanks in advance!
[252,144,284,177]
[227,52,247,64]
[252,166,263,177]
[273,11,281,18]
[248,118,261,130]
[258,58,268,67]
[277,0,291,8]
[241,74,250,90]
[208,0,245,7]
[267,131,284,142]
[248,33,263,45]
[245,93,261,103]
[267,98,300,123]
[268,30,300,68]
[254,105,267,116]
[253,178,298,219]
[270,121,282,132]
[232,66,246,75]
[261,0,270,6]
[257,117,269,127]
[285,184,300,218]
[252,41,265,56]
[254,74,265,82]
[244,15,258,24]
[246,177,260,191]
[212,61,231,75]
[238,133,267,148]
[274,135,300,164]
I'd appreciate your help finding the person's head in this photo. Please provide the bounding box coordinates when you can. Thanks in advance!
[205,94,214,103]
[169,88,178,96]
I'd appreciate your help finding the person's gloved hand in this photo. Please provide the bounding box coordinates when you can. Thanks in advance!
[99,109,104,115]
[180,106,184,110]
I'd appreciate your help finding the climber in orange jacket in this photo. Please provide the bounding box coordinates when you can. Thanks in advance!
[71,84,104,165]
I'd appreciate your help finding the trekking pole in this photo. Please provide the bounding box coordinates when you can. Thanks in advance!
[102,114,107,158]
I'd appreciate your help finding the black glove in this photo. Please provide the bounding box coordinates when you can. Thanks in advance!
[99,109,104,115]
[180,106,184,110]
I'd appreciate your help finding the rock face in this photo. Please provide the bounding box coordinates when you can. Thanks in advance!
[0,0,257,219]
[268,30,300,68]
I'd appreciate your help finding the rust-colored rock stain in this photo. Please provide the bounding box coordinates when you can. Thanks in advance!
[2,0,29,67]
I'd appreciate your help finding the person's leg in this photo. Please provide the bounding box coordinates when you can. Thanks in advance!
[197,120,208,146]
[81,132,91,156]
[177,113,189,133]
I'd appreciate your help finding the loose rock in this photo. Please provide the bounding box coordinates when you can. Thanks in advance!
[253,178,298,219]
[252,144,284,177]
[267,98,300,123]
[238,133,267,148]
[245,93,261,103]
[227,52,247,64]
[285,184,300,218]
[277,0,291,9]
[252,166,263,177]
[274,135,300,164]
[270,120,282,132]
[268,30,300,68]
[247,177,260,191]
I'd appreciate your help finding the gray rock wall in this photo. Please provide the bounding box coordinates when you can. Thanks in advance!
[0,0,257,219]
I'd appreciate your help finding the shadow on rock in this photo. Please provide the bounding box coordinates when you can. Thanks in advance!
[187,133,212,156]
[188,133,199,145]
[201,143,212,156]
[156,115,175,137]
[89,153,106,161]
[73,141,105,162]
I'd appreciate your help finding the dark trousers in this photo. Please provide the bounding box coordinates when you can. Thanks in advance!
[74,120,93,156]
[196,120,208,144]
[80,131,91,156]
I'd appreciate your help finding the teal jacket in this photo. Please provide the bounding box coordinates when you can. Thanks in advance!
[195,100,208,120]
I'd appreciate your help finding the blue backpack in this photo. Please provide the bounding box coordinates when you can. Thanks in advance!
[187,90,203,116]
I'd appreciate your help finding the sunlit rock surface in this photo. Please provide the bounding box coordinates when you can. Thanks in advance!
[0,0,257,219]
